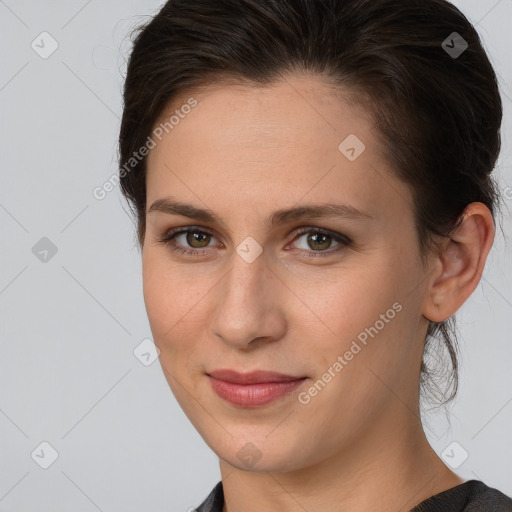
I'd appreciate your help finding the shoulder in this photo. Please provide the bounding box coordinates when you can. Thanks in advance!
[194,481,224,512]
[464,480,512,511]
[412,480,512,512]
[194,480,512,512]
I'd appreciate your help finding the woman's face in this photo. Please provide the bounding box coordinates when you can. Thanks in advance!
[142,74,434,473]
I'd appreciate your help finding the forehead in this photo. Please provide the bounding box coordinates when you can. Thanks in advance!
[145,74,411,223]
[152,73,374,149]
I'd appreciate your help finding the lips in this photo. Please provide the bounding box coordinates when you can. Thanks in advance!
[207,369,307,407]
[207,369,305,384]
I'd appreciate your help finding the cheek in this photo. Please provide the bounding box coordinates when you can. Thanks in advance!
[290,262,399,339]
[292,255,418,378]
[142,253,198,354]
[142,256,170,334]
[143,250,205,326]
[142,255,210,404]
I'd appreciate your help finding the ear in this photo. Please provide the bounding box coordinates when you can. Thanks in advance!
[422,202,495,322]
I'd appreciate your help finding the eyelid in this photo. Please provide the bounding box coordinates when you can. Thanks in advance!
[289,226,352,246]
[164,225,220,244]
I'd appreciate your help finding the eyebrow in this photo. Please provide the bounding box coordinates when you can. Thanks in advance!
[147,197,373,227]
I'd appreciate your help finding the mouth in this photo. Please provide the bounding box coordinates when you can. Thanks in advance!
[206,369,307,407]
[207,368,306,384]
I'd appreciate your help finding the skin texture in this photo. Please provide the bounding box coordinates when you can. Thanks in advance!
[142,73,494,512]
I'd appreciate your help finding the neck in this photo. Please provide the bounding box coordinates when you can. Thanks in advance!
[219,408,464,512]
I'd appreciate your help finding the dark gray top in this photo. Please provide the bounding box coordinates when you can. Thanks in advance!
[194,479,512,511]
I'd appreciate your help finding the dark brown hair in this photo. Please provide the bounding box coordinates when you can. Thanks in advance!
[118,0,503,409]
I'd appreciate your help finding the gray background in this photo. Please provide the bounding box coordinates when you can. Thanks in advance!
[0,1,511,511]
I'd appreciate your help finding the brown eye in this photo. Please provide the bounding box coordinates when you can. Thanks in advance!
[288,228,352,258]
[306,232,332,251]
[186,231,212,248]
[156,227,218,256]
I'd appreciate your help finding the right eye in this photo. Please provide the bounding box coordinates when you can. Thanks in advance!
[156,227,220,257]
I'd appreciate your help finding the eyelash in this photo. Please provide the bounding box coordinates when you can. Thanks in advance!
[156,226,352,259]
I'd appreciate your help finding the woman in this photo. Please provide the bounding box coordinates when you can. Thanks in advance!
[118,0,512,510]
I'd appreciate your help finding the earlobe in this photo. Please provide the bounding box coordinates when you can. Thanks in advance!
[422,202,495,323]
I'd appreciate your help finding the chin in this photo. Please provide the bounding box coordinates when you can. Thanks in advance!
[201,427,315,473]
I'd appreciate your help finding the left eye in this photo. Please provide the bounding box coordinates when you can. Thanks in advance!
[293,230,341,252]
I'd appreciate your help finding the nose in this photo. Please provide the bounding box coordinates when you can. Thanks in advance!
[209,250,287,349]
